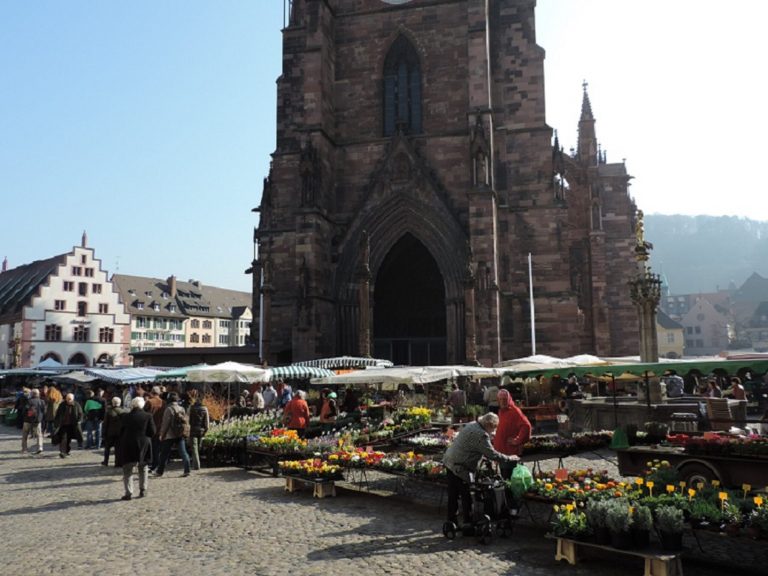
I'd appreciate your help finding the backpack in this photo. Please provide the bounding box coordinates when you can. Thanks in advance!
[25,401,39,423]
[170,406,190,437]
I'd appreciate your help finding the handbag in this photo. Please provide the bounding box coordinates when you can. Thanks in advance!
[51,428,62,445]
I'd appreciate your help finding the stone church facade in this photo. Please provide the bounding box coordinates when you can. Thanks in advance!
[252,0,639,366]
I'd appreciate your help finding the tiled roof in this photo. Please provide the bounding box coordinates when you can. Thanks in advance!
[657,310,683,330]
[111,274,250,319]
[0,254,67,323]
[111,274,186,319]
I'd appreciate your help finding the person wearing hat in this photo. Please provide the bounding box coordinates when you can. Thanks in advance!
[319,391,338,432]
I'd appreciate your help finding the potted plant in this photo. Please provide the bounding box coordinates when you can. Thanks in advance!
[585,499,611,545]
[722,502,744,536]
[551,504,591,541]
[605,499,633,549]
[746,506,768,539]
[631,505,653,548]
[655,505,685,551]
[688,498,723,530]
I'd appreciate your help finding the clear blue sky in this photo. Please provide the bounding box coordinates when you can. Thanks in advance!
[2,1,765,293]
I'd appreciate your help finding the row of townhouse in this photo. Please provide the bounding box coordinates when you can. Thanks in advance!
[0,235,252,368]
[659,273,768,356]
[111,274,252,353]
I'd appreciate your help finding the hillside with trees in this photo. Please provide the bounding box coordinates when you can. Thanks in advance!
[645,214,768,295]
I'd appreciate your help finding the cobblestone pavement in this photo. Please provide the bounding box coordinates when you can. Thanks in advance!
[0,429,763,576]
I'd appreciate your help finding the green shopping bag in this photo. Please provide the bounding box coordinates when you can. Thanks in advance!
[508,463,533,500]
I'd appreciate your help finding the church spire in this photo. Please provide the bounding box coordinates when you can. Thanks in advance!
[81,230,88,248]
[577,80,598,166]
[1,256,7,273]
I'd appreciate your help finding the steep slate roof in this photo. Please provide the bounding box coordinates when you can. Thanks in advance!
[734,272,768,303]
[111,274,250,320]
[0,254,67,323]
[111,274,187,319]
[748,301,768,328]
[657,310,683,330]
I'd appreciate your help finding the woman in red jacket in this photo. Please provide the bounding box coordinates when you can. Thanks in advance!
[493,389,532,479]
[283,390,311,438]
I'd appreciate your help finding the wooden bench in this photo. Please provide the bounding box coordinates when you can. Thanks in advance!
[551,536,684,576]
[284,476,337,499]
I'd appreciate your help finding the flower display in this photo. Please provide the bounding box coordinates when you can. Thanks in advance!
[522,431,613,455]
[684,436,768,459]
[326,447,387,467]
[203,413,281,447]
[528,468,631,502]
[402,432,452,449]
[394,406,432,429]
[374,451,446,480]
[278,458,343,480]
[248,428,308,453]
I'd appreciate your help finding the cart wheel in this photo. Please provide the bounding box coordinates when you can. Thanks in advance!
[477,516,492,545]
[678,462,719,486]
[442,521,458,540]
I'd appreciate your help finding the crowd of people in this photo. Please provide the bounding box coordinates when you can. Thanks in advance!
[12,382,211,501]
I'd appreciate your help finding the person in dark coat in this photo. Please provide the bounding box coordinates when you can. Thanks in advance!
[186,389,209,471]
[117,396,156,500]
[53,393,84,458]
[102,396,126,467]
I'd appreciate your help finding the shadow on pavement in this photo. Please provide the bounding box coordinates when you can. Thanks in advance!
[0,498,110,517]
[202,468,266,483]
[2,462,108,484]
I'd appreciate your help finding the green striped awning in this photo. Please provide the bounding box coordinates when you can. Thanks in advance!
[269,365,335,380]
[292,356,393,369]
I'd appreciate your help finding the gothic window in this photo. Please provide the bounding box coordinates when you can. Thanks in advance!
[99,327,114,343]
[73,326,89,342]
[383,36,422,136]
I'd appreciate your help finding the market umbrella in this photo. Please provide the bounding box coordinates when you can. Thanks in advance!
[310,366,455,389]
[187,361,271,383]
[187,362,271,419]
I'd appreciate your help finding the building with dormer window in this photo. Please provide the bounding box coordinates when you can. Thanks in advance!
[111,274,252,356]
[0,234,130,368]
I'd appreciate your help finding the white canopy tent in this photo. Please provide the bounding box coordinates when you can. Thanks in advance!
[187,362,271,383]
[309,365,503,389]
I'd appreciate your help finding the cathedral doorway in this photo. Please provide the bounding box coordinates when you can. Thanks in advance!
[373,233,447,365]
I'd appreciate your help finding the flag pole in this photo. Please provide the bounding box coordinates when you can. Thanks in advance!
[528,253,536,355]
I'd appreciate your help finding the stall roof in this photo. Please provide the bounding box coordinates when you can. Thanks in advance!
[293,356,393,369]
[310,365,502,388]
[269,365,335,381]
[154,364,208,381]
[502,358,768,379]
[83,367,166,384]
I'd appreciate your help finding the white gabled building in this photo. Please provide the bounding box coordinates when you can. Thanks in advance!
[0,233,131,368]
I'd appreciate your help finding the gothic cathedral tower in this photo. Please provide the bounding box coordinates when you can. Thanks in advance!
[253,0,639,366]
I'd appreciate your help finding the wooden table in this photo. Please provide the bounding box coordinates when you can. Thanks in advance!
[550,535,684,576]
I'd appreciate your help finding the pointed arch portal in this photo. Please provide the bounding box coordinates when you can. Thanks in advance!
[373,234,447,365]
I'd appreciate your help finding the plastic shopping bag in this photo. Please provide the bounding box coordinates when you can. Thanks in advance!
[508,463,533,500]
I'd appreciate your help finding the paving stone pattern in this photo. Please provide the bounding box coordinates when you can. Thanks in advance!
[0,430,763,576]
